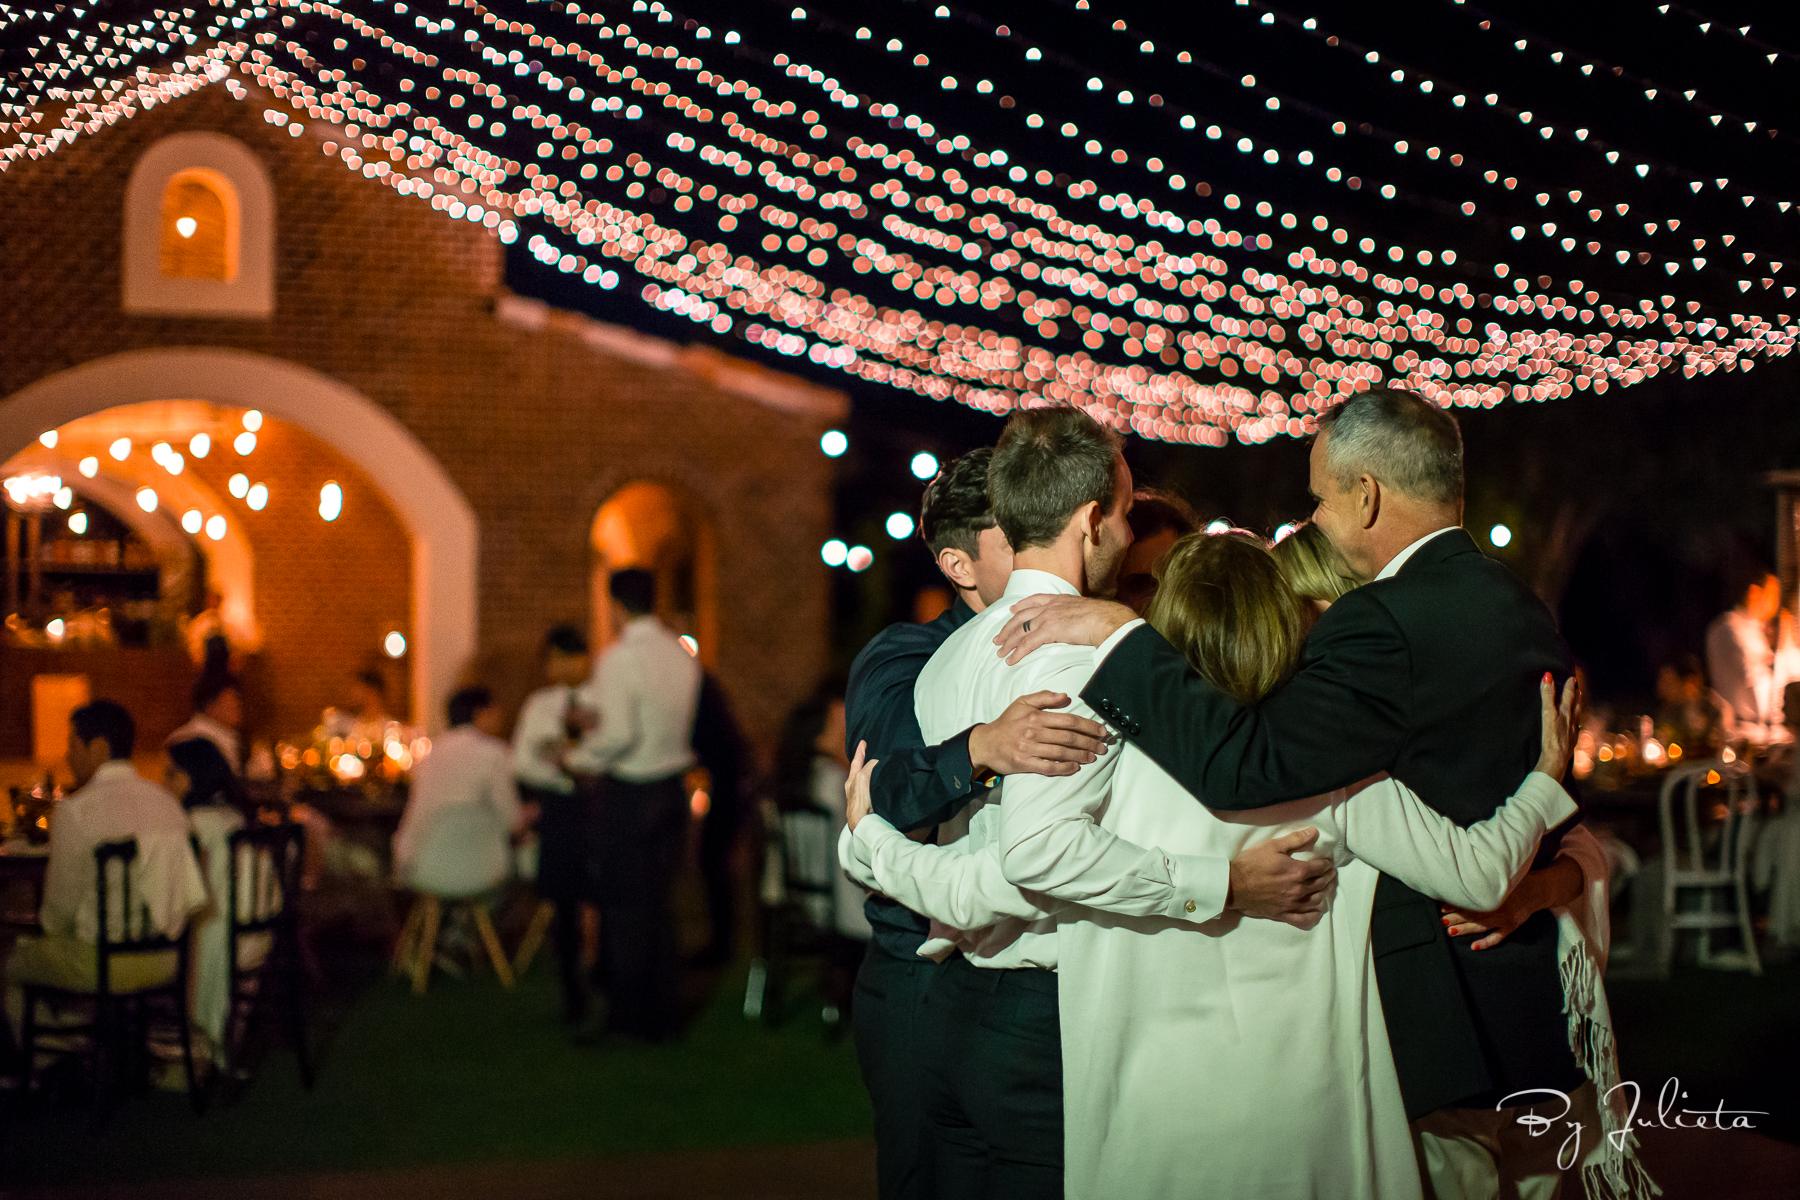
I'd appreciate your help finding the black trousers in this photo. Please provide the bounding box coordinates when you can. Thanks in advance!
[526,786,596,1023]
[853,942,944,1200]
[918,954,1063,1200]
[594,773,689,1040]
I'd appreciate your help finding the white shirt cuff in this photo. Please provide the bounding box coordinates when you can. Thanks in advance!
[1521,771,1579,827]
[1167,851,1232,924]
[1094,617,1148,668]
[853,812,901,850]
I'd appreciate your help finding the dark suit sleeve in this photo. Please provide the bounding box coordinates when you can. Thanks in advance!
[844,629,978,834]
[1083,592,1413,810]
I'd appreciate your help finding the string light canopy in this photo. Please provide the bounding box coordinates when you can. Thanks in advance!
[2,0,1794,447]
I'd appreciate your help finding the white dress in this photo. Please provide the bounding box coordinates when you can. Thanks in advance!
[843,745,1575,1200]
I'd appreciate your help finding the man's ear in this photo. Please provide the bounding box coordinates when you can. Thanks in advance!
[1076,499,1104,545]
[1358,474,1381,531]
[936,547,978,592]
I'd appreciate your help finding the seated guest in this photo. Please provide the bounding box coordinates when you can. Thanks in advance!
[1114,488,1199,615]
[324,669,401,745]
[165,737,263,1064]
[6,701,207,1037]
[165,672,245,774]
[393,686,525,899]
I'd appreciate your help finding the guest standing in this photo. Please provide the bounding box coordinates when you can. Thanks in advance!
[1114,488,1199,615]
[691,671,747,967]
[513,625,599,1024]
[567,569,700,1041]
[1705,565,1797,745]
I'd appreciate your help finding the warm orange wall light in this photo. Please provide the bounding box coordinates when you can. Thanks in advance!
[158,168,239,281]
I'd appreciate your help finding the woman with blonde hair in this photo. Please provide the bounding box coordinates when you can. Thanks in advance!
[1272,520,1358,608]
[841,529,1584,1199]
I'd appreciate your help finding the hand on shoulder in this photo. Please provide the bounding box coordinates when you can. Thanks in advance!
[993,595,1137,665]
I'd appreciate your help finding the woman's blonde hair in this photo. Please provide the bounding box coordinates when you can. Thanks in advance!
[1146,531,1312,705]
[1272,522,1357,605]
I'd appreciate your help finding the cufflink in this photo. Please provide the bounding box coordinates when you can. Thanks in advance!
[1185,900,1197,913]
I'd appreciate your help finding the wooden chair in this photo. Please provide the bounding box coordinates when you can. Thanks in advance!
[222,822,313,1089]
[1658,758,1763,975]
[511,899,556,977]
[17,838,205,1119]
[743,798,853,1029]
[393,891,515,995]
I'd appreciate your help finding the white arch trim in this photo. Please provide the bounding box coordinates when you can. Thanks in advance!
[0,348,477,732]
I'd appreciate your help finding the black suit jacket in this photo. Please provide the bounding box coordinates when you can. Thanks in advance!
[1083,528,1583,1118]
[844,598,983,960]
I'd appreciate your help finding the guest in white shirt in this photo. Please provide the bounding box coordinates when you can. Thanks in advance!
[6,701,206,1038]
[393,686,526,899]
[1705,565,1799,745]
[512,624,598,1025]
[164,673,244,774]
[566,569,700,1041]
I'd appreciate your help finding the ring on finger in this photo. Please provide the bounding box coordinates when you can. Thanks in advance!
[1023,620,1032,633]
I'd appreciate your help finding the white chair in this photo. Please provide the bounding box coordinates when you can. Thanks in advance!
[1658,758,1762,975]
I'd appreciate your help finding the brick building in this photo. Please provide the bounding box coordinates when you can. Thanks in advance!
[0,82,844,764]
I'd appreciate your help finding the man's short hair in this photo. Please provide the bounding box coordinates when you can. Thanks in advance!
[988,407,1124,552]
[919,447,996,558]
[192,672,239,713]
[544,623,589,657]
[1317,387,1463,508]
[447,685,492,728]
[609,568,656,615]
[1127,488,1200,542]
[71,699,135,760]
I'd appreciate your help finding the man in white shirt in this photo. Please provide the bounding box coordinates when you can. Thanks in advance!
[164,673,244,774]
[1705,566,1796,745]
[512,624,598,1026]
[7,701,206,1037]
[566,568,701,1041]
[394,686,525,899]
[853,408,1331,1199]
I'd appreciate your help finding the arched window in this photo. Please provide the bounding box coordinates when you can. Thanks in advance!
[158,169,239,281]
[123,133,273,317]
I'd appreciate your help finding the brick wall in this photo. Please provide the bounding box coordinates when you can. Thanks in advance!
[0,83,842,763]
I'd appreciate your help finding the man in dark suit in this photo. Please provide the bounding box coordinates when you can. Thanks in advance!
[845,447,1114,1200]
[995,389,1590,1198]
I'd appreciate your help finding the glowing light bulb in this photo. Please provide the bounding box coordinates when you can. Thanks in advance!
[189,433,211,458]
[242,410,263,432]
[182,509,204,534]
[847,545,875,573]
[164,452,184,476]
[821,538,849,567]
[38,430,57,449]
[1489,524,1513,548]
[234,432,257,455]
[206,515,227,541]
[79,457,98,478]
[384,630,408,658]
[910,452,940,480]
[679,635,699,657]
[1205,519,1232,534]
[228,473,250,499]
[69,512,88,535]
[46,618,66,642]
[820,429,848,457]
[886,511,916,540]
[136,487,159,513]
[246,483,269,511]
[319,482,344,522]
[109,438,132,461]
[175,216,197,238]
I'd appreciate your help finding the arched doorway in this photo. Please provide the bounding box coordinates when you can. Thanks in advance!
[590,482,717,667]
[0,348,476,731]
